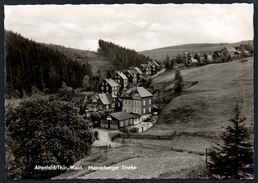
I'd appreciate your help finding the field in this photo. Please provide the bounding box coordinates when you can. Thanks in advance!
[55,57,253,179]
[54,145,206,179]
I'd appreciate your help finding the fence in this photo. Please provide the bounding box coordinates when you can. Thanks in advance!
[109,131,177,141]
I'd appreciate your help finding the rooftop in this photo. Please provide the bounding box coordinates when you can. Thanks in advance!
[117,71,128,80]
[110,111,140,121]
[105,78,119,87]
[122,86,153,98]
[134,67,143,74]
[98,93,113,105]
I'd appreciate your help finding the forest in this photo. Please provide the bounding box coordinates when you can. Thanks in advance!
[5,31,92,98]
[97,39,151,70]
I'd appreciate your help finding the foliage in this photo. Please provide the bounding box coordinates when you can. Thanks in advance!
[193,53,201,62]
[82,75,91,91]
[139,77,153,89]
[164,55,174,69]
[5,99,95,179]
[5,31,92,98]
[173,70,183,94]
[208,102,253,179]
[97,39,151,70]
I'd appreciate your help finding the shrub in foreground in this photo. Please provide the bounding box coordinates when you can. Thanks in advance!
[6,99,95,179]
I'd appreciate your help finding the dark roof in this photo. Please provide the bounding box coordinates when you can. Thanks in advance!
[122,86,153,98]
[105,79,119,87]
[110,111,140,121]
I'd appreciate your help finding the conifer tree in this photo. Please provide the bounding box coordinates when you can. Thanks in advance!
[173,70,183,94]
[208,102,253,179]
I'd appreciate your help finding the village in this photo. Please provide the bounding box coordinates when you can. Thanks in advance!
[64,45,252,145]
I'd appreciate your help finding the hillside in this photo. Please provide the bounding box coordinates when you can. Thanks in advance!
[140,40,253,61]
[5,31,92,98]
[44,44,114,75]
[97,39,151,70]
[147,57,253,138]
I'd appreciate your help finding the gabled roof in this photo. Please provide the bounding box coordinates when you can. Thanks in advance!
[125,70,136,77]
[109,111,140,121]
[98,93,113,105]
[116,71,128,80]
[134,67,143,74]
[222,46,237,53]
[105,79,119,87]
[152,60,160,67]
[148,61,156,68]
[122,86,153,98]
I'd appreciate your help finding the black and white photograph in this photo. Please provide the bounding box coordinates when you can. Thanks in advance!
[4,3,254,180]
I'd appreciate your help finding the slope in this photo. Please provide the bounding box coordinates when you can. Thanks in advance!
[44,44,114,75]
[149,57,253,137]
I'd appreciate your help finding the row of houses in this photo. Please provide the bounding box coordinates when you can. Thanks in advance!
[99,60,160,96]
[173,45,251,66]
[68,60,160,130]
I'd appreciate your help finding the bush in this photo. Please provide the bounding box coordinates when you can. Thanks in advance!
[130,128,138,133]
[5,99,95,179]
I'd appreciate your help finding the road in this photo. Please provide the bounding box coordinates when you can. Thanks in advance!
[92,128,121,147]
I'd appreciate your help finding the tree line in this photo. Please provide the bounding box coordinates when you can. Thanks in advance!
[97,39,151,70]
[5,31,93,98]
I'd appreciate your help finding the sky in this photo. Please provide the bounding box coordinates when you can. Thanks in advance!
[4,4,253,52]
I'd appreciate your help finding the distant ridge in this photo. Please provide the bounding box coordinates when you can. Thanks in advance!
[140,40,253,61]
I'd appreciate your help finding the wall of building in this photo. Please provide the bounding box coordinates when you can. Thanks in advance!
[122,99,142,115]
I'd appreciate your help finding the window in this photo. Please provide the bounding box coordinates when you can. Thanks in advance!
[143,100,146,106]
[127,108,131,113]
[135,109,138,113]
[134,101,137,105]
[149,99,151,104]
[106,86,108,90]
[149,107,151,112]
[101,86,104,90]
[128,100,131,105]
[143,108,146,114]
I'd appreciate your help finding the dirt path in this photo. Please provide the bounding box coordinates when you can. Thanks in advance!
[151,68,166,78]
[92,128,121,147]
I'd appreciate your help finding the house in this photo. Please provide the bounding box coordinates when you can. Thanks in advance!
[124,70,137,85]
[112,71,128,91]
[221,46,237,58]
[148,61,157,74]
[100,111,141,129]
[121,86,153,117]
[99,79,120,96]
[133,67,143,80]
[86,93,116,112]
[140,64,152,75]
